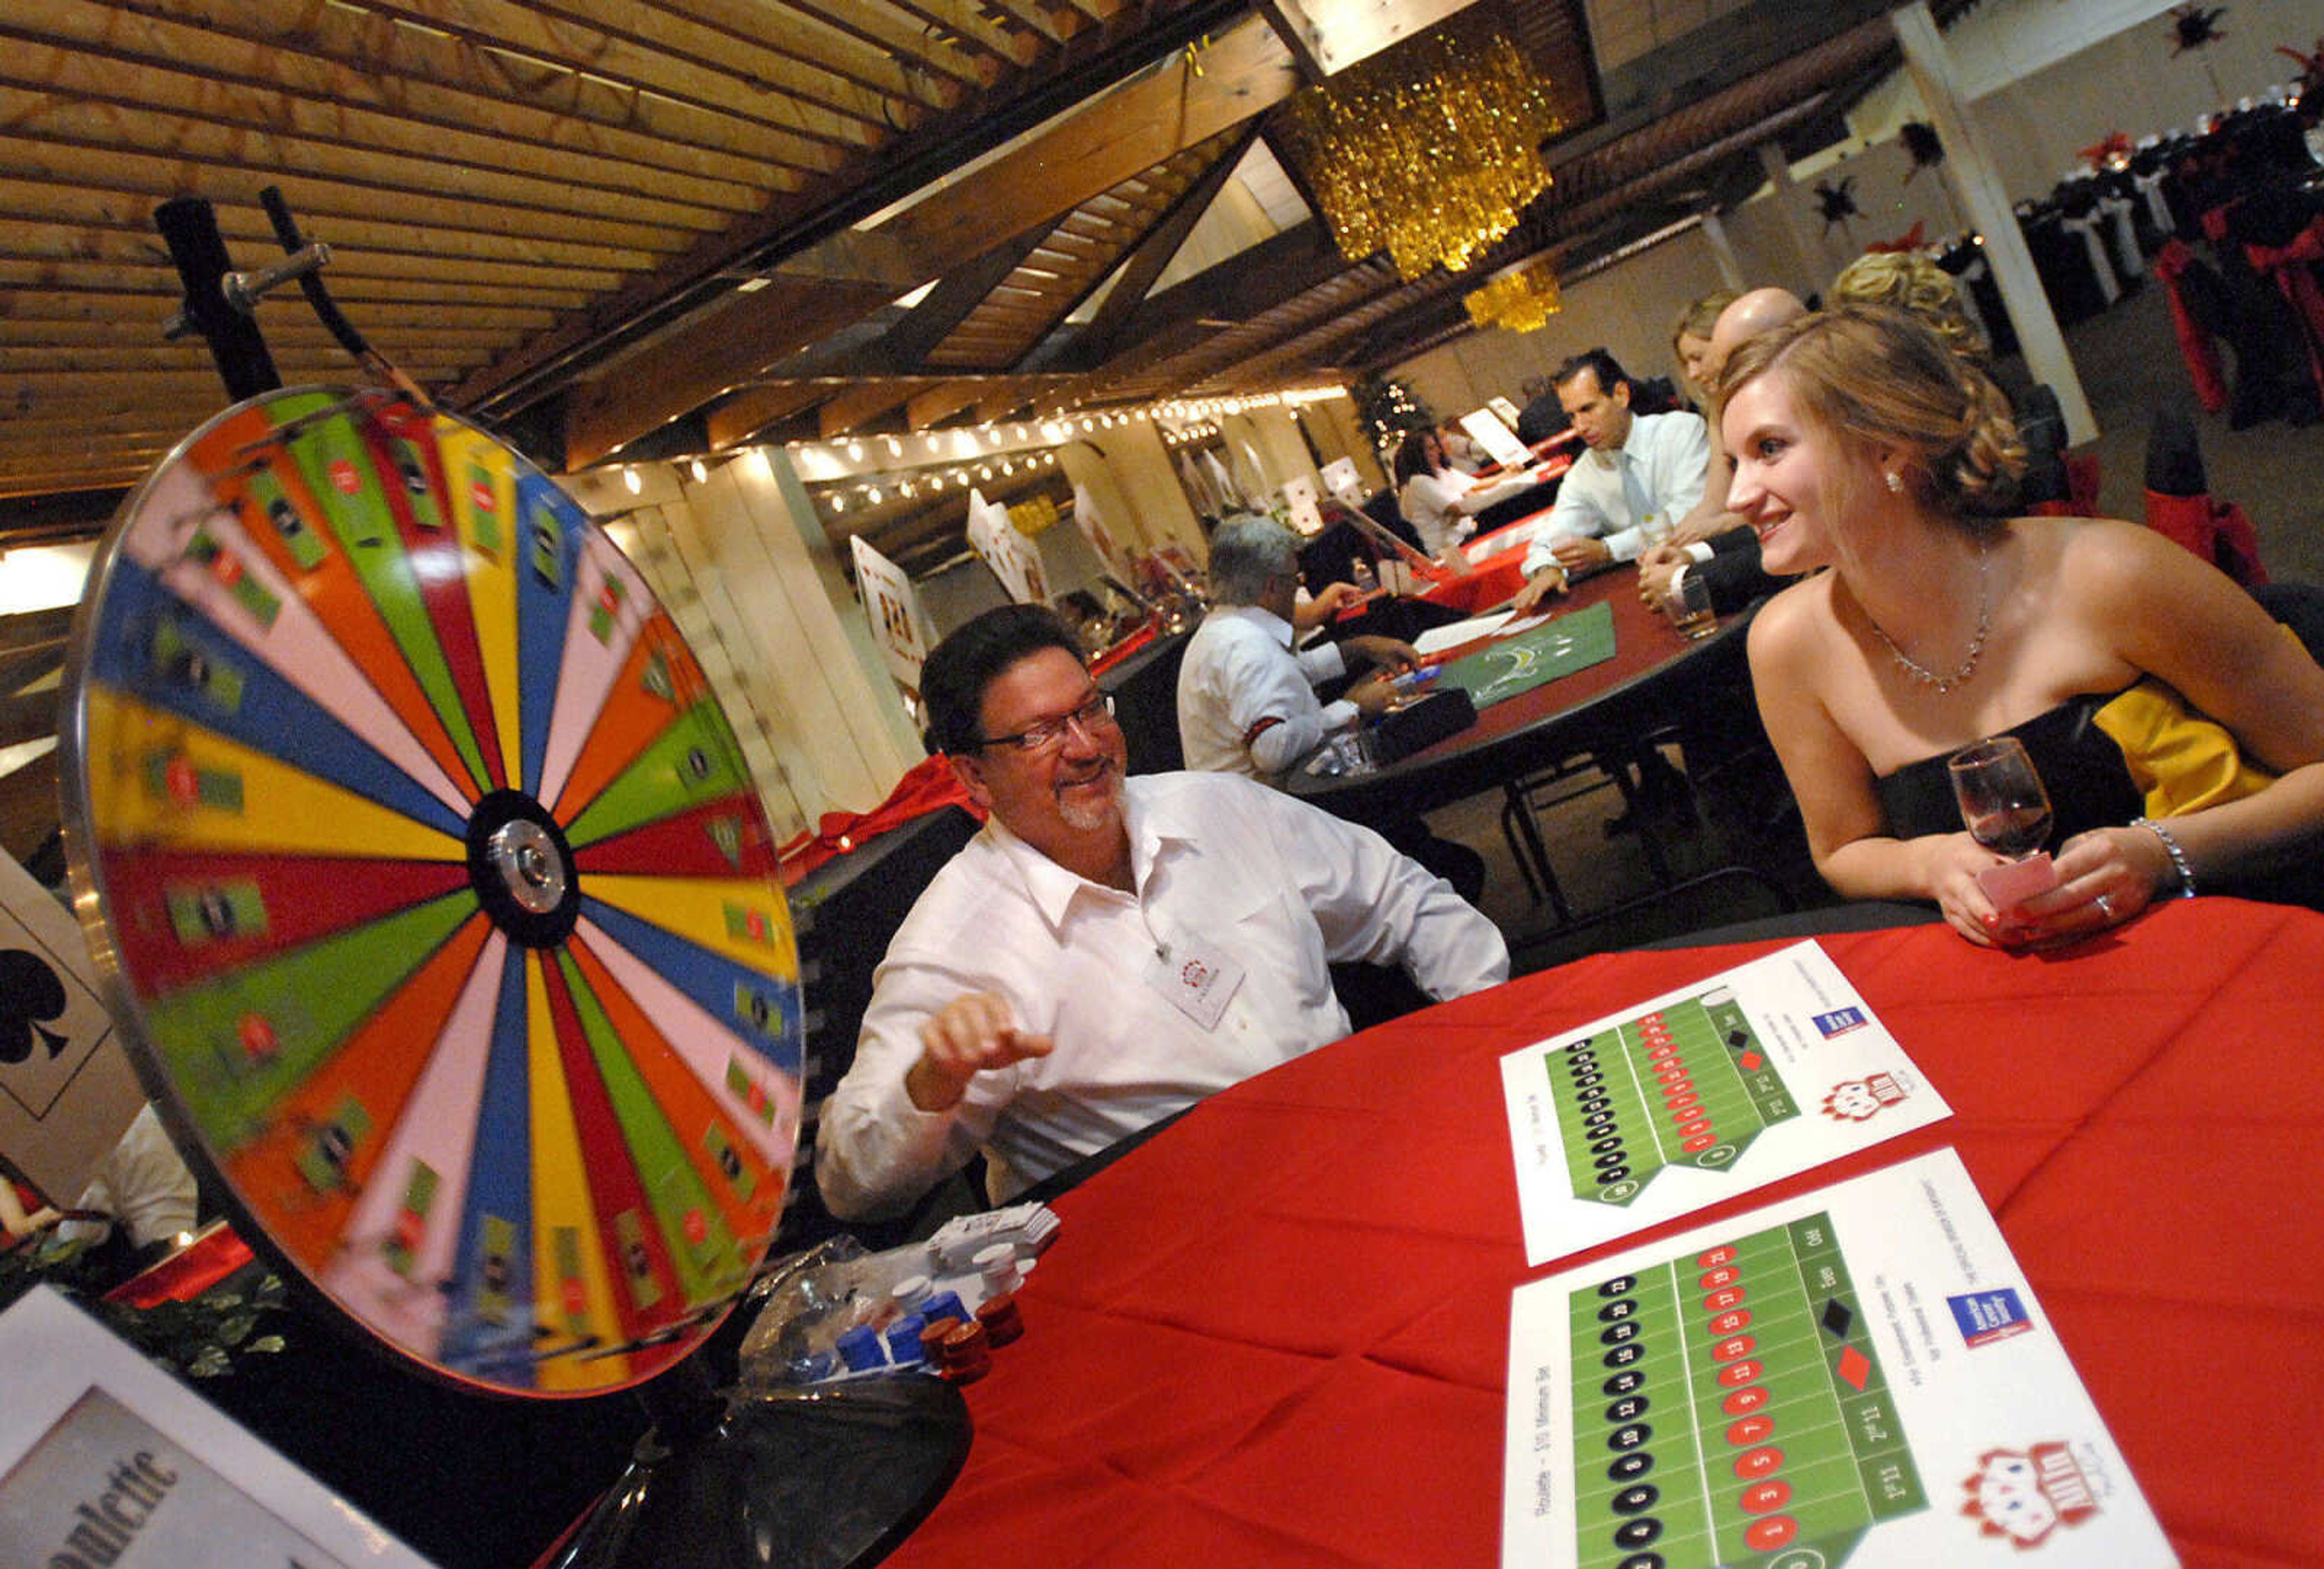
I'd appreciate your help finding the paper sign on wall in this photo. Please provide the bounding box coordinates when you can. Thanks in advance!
[849,534,928,689]
[1071,483,1135,582]
[0,849,144,1204]
[1460,407,1534,470]
[1281,475,1324,536]
[965,488,1048,604]
[1319,457,1363,504]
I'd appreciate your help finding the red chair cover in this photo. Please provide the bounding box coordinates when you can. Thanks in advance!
[775,754,982,886]
[2150,238,2229,413]
[2242,214,2324,407]
[2144,489,2270,586]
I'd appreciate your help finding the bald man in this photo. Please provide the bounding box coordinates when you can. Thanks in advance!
[1637,288,1807,616]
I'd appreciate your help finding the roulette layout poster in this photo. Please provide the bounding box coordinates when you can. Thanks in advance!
[1503,1150,2174,1569]
[1499,941,1949,1266]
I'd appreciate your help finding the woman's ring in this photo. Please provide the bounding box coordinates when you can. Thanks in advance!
[2095,893,2115,919]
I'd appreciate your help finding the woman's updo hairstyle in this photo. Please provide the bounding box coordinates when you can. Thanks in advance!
[1830,251,1989,366]
[1719,304,2026,522]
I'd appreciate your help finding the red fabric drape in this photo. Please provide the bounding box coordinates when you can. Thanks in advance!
[2144,488,2269,585]
[2242,215,2324,407]
[2150,238,2229,413]
[775,754,982,886]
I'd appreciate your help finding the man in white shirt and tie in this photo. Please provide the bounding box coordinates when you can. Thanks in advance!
[1511,349,1710,613]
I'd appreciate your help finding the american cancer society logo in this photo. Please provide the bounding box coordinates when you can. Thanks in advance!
[1948,1287,2035,1348]
[1811,1006,1868,1038]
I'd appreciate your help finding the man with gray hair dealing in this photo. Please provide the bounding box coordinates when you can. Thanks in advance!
[1176,513,1423,779]
[1177,513,1487,900]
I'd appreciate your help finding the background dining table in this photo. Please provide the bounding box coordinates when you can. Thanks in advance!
[884,896,2324,1569]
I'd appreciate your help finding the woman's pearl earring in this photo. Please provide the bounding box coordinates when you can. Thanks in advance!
[1884,470,1903,495]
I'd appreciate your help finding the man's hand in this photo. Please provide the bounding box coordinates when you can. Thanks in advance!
[1637,544,1686,607]
[1509,567,1569,614]
[1342,634,1421,674]
[1549,535,1613,575]
[904,992,1053,1113]
[1292,581,1362,631]
[1345,670,1400,716]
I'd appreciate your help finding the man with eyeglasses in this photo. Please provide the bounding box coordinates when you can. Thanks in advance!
[816,604,1508,1220]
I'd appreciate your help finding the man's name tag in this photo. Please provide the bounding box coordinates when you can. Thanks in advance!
[1146,941,1245,1031]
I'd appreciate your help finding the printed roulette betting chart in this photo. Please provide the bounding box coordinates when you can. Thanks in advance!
[1569,1214,1924,1569]
[59,384,807,1399]
[1548,986,1797,1208]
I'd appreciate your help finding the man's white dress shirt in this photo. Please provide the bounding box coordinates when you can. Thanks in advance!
[815,772,1509,1217]
[1520,410,1710,577]
[1177,604,1351,780]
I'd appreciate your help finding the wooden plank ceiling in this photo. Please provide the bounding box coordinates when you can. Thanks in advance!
[0,0,1966,567]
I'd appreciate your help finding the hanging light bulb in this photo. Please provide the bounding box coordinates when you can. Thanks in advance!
[623,468,642,495]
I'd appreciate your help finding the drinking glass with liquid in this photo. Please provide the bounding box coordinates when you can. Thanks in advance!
[1948,735,2060,907]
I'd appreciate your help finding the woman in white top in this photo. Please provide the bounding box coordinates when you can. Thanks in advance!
[1390,428,1535,560]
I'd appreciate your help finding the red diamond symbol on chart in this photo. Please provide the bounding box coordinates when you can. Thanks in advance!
[1740,1051,1764,1071]
[1836,1345,1871,1390]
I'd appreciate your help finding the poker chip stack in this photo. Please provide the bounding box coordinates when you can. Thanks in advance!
[922,1311,992,1384]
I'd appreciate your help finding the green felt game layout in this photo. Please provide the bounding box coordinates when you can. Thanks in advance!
[1433,598,1616,708]
[1544,988,1799,1206]
[1567,1212,1926,1569]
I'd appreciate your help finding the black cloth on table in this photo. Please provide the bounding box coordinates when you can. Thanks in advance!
[1873,686,2320,910]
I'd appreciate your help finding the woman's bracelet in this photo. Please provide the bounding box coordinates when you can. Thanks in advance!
[2132,817,2196,898]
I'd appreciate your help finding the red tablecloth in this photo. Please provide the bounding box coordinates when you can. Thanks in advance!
[891,899,2324,1568]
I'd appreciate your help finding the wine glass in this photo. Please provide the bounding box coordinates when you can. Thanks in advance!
[1947,736,2053,859]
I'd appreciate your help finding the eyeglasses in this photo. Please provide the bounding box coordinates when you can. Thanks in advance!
[979,691,1116,755]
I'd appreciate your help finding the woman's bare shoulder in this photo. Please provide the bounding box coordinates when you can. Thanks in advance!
[1745,572,1834,665]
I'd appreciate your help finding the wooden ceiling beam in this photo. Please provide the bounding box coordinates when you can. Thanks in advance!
[361,0,893,144]
[614,0,965,112]
[0,87,738,238]
[0,40,769,215]
[705,381,839,450]
[1047,124,1260,370]
[0,222,619,298]
[763,1,1000,88]
[816,378,928,441]
[8,0,850,179]
[0,295,560,334]
[905,381,990,430]
[553,10,1302,467]
[875,0,1039,67]
[866,229,1052,372]
[1058,219,1346,380]
[567,274,897,465]
[979,0,1079,47]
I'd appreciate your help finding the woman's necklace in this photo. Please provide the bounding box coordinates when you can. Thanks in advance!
[1861,533,1991,694]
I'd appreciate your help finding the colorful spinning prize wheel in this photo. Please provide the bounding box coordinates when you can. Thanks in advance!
[58,386,804,1400]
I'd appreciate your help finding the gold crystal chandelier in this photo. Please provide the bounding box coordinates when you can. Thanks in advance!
[1279,26,1562,282]
[1465,257,1564,333]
